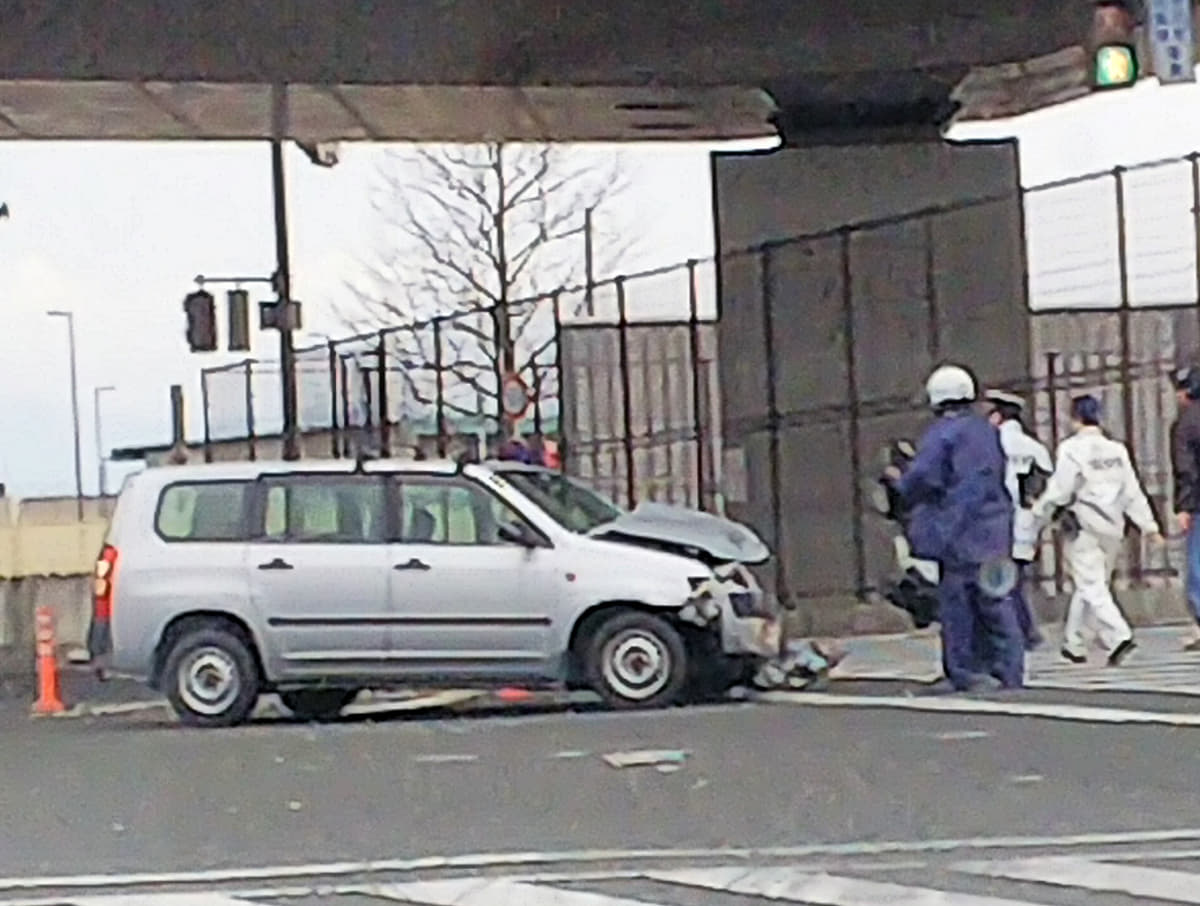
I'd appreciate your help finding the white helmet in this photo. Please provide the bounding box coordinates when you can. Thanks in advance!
[925,364,976,407]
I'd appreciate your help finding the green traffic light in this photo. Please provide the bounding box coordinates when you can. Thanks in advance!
[1094,44,1139,89]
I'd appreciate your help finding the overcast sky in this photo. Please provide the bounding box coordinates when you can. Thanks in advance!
[2,74,1200,498]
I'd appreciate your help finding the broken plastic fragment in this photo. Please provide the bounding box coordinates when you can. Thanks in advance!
[602,749,689,769]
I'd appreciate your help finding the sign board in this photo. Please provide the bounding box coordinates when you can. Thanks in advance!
[501,372,531,419]
[1149,0,1197,84]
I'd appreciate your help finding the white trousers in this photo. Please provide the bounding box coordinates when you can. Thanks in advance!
[1063,531,1132,657]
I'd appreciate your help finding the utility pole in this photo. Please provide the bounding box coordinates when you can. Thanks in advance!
[271,85,301,461]
[47,310,85,520]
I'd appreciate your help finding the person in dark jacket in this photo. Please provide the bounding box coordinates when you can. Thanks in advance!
[887,364,1024,692]
[1170,366,1200,650]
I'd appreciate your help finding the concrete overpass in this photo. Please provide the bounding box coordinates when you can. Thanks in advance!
[0,0,1123,143]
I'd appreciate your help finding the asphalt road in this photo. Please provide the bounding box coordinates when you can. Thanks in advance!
[3,689,1200,891]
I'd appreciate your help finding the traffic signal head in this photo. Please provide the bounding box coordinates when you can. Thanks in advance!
[1091,2,1141,90]
[183,289,217,352]
[227,289,250,352]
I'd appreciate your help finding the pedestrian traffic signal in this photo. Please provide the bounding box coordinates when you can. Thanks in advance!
[227,289,250,352]
[183,289,217,352]
[1091,2,1141,90]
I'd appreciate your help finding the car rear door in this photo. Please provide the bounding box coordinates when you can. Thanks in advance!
[247,473,391,680]
[385,473,560,681]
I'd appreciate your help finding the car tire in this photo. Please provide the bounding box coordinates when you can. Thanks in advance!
[583,610,688,710]
[162,625,261,728]
[280,689,358,721]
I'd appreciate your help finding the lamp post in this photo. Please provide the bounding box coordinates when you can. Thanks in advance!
[94,385,115,496]
[46,310,85,520]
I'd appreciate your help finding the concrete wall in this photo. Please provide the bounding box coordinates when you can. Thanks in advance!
[712,139,1028,635]
[0,497,114,697]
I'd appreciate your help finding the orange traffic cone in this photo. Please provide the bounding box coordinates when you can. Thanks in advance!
[33,606,65,715]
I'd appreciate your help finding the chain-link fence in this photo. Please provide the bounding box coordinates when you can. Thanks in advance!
[199,150,1200,603]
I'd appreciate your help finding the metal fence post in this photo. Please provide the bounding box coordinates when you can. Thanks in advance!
[376,330,390,457]
[531,364,544,436]
[200,368,213,463]
[551,290,567,471]
[840,229,867,598]
[686,258,706,510]
[923,218,941,362]
[244,360,257,462]
[1046,350,1064,596]
[339,354,352,457]
[759,244,786,612]
[361,364,374,431]
[434,317,447,457]
[615,276,636,507]
[1114,165,1143,582]
[490,304,505,436]
[327,340,340,458]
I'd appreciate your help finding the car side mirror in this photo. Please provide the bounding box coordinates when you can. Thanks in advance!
[498,521,540,548]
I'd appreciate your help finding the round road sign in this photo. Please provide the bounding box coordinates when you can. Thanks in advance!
[501,372,531,419]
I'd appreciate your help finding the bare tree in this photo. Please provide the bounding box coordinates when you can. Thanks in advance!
[347,142,632,427]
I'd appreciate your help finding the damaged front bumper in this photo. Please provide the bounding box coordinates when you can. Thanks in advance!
[678,564,783,660]
[675,564,841,691]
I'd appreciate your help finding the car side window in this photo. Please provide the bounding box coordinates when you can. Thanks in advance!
[392,477,529,545]
[259,476,385,543]
[156,481,250,542]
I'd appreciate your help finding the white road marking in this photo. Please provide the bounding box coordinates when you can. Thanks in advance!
[932,730,990,740]
[75,896,258,906]
[366,878,655,905]
[411,753,479,764]
[0,863,941,906]
[955,855,1200,902]
[345,690,484,716]
[646,866,1055,905]
[5,827,1200,892]
[757,690,1200,726]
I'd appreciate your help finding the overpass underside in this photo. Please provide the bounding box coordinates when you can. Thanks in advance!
[1,0,1107,142]
[0,0,1107,622]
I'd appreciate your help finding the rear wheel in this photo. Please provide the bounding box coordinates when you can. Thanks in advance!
[280,689,358,721]
[162,625,260,728]
[583,610,688,709]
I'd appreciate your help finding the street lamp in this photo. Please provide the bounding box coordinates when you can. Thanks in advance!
[46,310,84,520]
[94,385,116,496]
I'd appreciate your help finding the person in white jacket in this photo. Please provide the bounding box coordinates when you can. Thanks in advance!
[1032,394,1162,665]
[986,390,1054,650]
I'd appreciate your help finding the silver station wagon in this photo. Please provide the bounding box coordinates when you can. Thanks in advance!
[89,457,781,726]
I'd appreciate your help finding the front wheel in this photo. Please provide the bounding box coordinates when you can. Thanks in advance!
[162,625,261,728]
[583,610,688,709]
[280,689,358,721]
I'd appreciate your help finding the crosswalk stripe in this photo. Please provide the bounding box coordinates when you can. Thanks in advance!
[644,867,1057,905]
[365,878,657,905]
[955,856,1200,903]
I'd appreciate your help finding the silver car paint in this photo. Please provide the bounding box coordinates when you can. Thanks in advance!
[102,459,779,685]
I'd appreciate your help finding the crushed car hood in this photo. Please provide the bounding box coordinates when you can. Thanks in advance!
[587,502,771,565]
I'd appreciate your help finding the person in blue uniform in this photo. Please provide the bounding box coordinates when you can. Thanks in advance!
[886,364,1025,691]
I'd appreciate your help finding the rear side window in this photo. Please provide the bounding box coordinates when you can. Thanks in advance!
[260,476,385,543]
[156,481,250,541]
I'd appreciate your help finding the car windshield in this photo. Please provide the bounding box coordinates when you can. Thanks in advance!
[500,469,624,533]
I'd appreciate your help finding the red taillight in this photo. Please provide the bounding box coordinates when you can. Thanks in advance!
[94,544,118,621]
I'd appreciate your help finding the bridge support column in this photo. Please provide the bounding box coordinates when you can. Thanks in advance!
[712,138,1029,634]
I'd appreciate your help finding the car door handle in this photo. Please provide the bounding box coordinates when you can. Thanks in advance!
[393,558,431,571]
[257,557,294,571]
